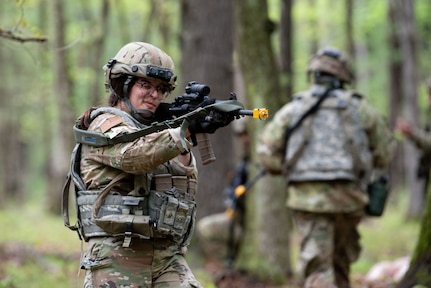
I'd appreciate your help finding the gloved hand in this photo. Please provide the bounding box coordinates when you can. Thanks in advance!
[188,112,235,135]
[188,119,213,135]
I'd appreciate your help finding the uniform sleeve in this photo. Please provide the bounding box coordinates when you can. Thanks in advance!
[86,114,194,174]
[256,103,294,174]
[169,154,198,179]
[405,126,431,152]
[358,100,395,168]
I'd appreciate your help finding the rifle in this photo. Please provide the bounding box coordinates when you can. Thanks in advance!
[225,168,266,267]
[74,81,268,165]
[156,81,269,164]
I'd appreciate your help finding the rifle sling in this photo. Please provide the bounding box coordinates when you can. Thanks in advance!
[73,107,209,148]
[282,87,334,174]
[284,87,334,140]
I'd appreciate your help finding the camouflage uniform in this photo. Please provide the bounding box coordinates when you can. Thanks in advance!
[402,125,431,152]
[257,83,394,287]
[79,111,202,288]
[62,42,204,288]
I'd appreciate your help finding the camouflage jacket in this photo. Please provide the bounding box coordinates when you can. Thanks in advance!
[257,85,395,212]
[80,107,197,195]
[405,125,431,153]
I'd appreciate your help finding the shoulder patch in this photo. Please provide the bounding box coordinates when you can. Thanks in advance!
[100,115,123,133]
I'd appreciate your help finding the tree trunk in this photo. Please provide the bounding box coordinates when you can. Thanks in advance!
[393,0,431,284]
[88,0,109,107]
[345,0,354,58]
[390,0,423,218]
[397,188,431,287]
[307,0,318,55]
[180,0,235,220]
[345,0,355,85]
[0,38,29,207]
[234,0,292,284]
[280,0,293,99]
[46,0,75,214]
[388,0,405,202]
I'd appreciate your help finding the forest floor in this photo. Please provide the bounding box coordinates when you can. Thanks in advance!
[0,196,420,288]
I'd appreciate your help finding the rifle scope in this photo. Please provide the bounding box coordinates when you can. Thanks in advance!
[185,81,210,96]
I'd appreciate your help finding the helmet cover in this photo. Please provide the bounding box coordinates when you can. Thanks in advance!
[104,42,177,90]
[307,48,354,84]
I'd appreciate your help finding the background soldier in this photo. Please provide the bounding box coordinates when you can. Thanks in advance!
[257,48,394,288]
[396,78,431,202]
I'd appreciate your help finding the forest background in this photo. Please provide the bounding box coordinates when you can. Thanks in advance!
[0,0,431,287]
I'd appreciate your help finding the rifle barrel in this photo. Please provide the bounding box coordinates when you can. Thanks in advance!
[239,108,268,120]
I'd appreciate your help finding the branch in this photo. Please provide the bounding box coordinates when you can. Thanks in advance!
[0,29,47,43]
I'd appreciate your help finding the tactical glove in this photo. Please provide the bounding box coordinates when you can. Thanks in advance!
[188,112,235,135]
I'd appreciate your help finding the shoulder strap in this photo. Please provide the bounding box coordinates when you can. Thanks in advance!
[284,88,334,143]
[62,143,85,232]
[282,87,334,174]
[74,100,244,149]
[92,172,129,219]
[284,87,334,141]
[62,173,76,231]
[339,91,368,183]
[73,107,209,151]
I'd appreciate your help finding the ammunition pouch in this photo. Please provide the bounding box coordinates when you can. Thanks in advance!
[148,188,196,241]
[77,191,150,240]
[76,175,197,247]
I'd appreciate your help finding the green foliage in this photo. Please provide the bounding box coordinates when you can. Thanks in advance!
[0,261,79,288]
[0,204,80,287]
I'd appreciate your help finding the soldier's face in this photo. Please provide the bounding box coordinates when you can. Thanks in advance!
[129,78,167,113]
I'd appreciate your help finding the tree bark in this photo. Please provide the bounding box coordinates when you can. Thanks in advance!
[280,0,293,99]
[46,0,75,214]
[397,189,431,287]
[234,0,292,283]
[388,0,405,202]
[88,0,109,107]
[180,0,235,219]
[0,2,35,206]
[389,0,423,217]
[345,0,354,56]
[394,0,431,283]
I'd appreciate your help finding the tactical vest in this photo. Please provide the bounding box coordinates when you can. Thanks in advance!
[284,88,372,187]
[62,108,197,248]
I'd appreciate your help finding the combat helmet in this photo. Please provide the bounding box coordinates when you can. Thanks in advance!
[307,47,354,85]
[103,42,177,123]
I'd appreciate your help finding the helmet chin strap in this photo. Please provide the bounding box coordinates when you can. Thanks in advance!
[123,75,155,125]
[123,98,154,124]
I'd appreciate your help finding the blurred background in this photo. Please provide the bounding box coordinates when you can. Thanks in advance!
[0,0,430,287]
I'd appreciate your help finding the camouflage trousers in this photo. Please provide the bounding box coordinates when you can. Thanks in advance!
[80,236,202,288]
[291,210,362,288]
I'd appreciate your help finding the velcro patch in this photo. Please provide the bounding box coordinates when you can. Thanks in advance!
[100,115,123,133]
